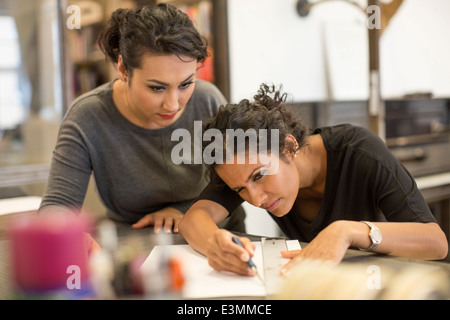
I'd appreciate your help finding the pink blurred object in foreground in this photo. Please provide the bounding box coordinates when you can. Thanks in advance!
[10,213,91,292]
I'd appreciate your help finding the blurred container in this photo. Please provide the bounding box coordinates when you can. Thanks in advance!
[9,213,92,298]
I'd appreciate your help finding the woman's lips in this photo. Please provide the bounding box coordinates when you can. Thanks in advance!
[265,199,280,211]
[158,112,177,119]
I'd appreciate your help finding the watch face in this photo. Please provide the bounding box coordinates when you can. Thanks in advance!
[371,228,382,243]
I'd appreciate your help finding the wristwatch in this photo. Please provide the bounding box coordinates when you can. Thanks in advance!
[360,221,382,251]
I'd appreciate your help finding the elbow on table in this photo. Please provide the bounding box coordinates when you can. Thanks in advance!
[178,212,190,237]
[429,223,448,260]
[435,237,448,260]
[178,206,201,239]
[431,241,448,261]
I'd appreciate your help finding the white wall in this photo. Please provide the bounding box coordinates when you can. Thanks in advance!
[243,201,283,237]
[227,0,450,103]
[228,0,328,102]
[380,0,450,98]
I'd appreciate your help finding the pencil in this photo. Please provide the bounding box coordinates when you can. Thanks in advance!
[232,236,265,284]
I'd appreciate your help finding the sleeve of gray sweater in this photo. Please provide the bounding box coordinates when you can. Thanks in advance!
[40,80,227,223]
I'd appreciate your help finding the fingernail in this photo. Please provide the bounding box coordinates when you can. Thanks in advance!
[154,227,161,233]
[240,252,249,262]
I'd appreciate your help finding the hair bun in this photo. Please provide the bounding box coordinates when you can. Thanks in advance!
[98,8,130,63]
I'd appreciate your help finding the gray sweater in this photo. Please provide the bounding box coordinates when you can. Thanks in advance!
[40,79,226,223]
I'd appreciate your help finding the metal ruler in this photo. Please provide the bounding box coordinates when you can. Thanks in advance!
[261,237,288,297]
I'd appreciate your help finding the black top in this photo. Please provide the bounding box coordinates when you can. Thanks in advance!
[198,124,436,242]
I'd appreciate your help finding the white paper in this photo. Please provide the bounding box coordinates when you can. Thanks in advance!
[0,196,42,216]
[141,240,301,299]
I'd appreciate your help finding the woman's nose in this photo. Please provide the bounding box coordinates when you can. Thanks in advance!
[163,90,179,112]
[247,186,267,208]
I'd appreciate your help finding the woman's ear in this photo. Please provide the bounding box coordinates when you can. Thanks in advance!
[284,134,299,158]
[117,55,128,82]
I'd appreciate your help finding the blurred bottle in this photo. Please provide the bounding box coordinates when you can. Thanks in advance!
[88,219,117,299]
[140,233,185,299]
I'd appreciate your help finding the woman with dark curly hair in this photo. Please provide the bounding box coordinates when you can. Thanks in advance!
[39,3,245,249]
[179,83,448,276]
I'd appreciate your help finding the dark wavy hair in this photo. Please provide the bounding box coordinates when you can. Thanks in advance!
[97,3,208,77]
[202,83,309,183]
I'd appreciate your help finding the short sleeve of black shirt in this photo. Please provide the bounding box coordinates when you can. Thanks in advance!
[197,178,244,214]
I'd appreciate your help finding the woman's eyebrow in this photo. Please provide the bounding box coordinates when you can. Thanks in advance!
[146,79,168,86]
[229,165,265,191]
[145,73,195,86]
[181,73,195,83]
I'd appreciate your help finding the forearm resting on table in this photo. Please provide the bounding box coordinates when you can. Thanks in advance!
[179,200,227,256]
[38,204,81,216]
[349,221,448,260]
